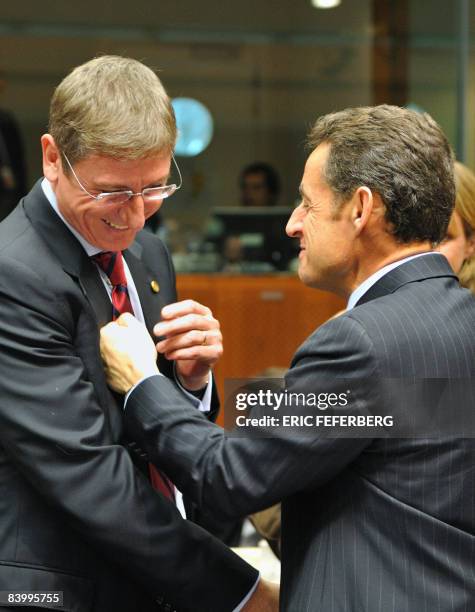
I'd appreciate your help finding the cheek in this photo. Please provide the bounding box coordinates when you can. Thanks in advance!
[80,207,113,241]
[144,202,163,220]
[82,206,103,225]
[303,214,319,238]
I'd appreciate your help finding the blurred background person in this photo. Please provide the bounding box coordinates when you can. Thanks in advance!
[220,234,245,273]
[239,162,281,207]
[438,160,475,293]
[0,72,27,221]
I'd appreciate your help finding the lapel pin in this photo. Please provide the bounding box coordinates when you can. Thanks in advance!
[150,280,160,293]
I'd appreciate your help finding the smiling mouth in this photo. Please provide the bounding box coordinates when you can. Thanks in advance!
[102,219,128,230]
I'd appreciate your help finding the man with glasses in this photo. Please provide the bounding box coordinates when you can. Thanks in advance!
[0,56,276,612]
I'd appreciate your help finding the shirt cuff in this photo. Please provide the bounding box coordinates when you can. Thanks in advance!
[123,371,212,413]
[173,364,212,413]
[232,575,260,612]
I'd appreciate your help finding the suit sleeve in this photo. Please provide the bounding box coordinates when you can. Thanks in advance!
[124,314,380,520]
[0,256,257,612]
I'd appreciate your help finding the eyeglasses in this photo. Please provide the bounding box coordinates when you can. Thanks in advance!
[62,152,182,206]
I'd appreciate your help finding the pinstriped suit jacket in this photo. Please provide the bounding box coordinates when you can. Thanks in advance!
[126,253,475,611]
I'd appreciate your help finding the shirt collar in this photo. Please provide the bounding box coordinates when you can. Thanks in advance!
[41,177,102,257]
[346,252,434,311]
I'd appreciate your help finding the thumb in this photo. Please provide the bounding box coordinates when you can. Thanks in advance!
[116,312,136,327]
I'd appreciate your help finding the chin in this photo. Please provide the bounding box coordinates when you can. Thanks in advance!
[298,268,317,288]
[99,232,138,252]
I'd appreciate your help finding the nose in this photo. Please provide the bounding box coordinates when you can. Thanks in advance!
[286,204,304,238]
[122,194,146,229]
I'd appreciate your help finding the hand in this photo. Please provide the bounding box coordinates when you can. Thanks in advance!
[153,300,223,391]
[242,579,279,612]
[100,313,159,394]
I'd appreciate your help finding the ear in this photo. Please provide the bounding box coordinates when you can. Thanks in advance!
[41,134,61,184]
[350,186,373,236]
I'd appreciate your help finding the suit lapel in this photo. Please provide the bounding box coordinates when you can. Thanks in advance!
[77,261,112,328]
[123,244,167,334]
[23,179,113,326]
[123,244,172,374]
[23,180,121,436]
[355,253,458,307]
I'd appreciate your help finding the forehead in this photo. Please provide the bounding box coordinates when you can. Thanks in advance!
[77,153,170,171]
[74,152,171,185]
[305,143,330,176]
[301,143,332,195]
[243,172,267,185]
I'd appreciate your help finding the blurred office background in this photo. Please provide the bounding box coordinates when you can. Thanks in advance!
[0,0,473,386]
[1,1,474,225]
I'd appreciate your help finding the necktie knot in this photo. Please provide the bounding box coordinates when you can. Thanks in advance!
[92,251,133,320]
[92,251,127,287]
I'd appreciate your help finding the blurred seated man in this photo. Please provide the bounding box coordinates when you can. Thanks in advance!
[239,162,280,207]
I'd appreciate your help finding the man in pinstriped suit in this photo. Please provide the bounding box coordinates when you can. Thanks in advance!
[101,105,475,610]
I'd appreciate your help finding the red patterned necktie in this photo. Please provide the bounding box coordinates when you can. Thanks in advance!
[92,251,133,319]
[93,251,175,501]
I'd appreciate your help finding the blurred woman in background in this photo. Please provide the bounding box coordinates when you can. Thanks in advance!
[438,161,475,293]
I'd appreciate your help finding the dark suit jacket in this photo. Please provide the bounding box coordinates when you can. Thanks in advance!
[125,254,475,611]
[0,181,257,612]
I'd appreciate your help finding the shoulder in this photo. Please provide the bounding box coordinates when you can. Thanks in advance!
[0,201,64,278]
[0,204,77,327]
[343,281,474,376]
[351,277,475,342]
[0,201,32,251]
[295,310,373,354]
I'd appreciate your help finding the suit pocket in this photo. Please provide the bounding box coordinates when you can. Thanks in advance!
[0,562,94,611]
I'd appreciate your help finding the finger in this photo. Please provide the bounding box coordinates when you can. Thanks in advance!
[156,329,221,354]
[154,313,219,338]
[163,345,223,363]
[161,299,212,320]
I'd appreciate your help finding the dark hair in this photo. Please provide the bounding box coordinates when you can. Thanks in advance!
[240,162,281,199]
[307,105,455,244]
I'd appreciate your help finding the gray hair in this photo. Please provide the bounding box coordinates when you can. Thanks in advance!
[308,104,455,244]
[49,55,176,165]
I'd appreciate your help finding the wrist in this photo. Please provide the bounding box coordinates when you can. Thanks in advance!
[131,364,160,387]
[177,372,209,392]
